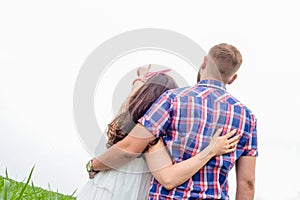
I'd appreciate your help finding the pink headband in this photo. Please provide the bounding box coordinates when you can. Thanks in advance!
[142,69,171,81]
[132,69,171,85]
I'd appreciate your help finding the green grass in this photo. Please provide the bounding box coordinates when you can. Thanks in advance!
[0,167,76,200]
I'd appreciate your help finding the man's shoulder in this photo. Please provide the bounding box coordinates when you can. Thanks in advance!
[226,94,257,120]
[167,85,199,97]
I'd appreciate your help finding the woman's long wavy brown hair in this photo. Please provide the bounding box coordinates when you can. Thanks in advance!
[106,73,178,148]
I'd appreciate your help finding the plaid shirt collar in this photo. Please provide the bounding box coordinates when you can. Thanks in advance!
[197,79,226,91]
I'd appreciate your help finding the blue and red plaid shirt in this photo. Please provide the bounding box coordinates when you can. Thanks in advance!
[138,80,258,200]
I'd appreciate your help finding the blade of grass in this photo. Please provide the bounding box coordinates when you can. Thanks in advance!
[3,179,10,200]
[47,183,52,200]
[70,189,77,197]
[3,167,9,200]
[55,189,59,200]
[1,167,76,200]
[31,181,39,199]
[16,166,35,200]
[5,167,8,179]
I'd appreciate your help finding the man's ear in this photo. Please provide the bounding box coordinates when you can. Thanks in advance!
[201,56,208,70]
[228,74,237,85]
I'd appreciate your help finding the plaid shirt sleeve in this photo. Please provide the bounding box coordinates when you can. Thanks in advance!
[242,114,258,157]
[138,91,174,138]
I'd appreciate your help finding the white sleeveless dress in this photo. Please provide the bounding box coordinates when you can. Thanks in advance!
[77,157,151,200]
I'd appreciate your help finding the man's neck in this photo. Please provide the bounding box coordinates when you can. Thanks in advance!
[200,76,225,85]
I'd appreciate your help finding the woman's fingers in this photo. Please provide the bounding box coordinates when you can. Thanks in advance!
[225,140,239,154]
[88,172,97,179]
[226,140,239,152]
[231,140,239,147]
[226,145,237,153]
[215,128,223,136]
[228,134,241,144]
[210,128,241,155]
[210,128,223,145]
[213,128,241,154]
[212,128,223,140]
[224,129,237,139]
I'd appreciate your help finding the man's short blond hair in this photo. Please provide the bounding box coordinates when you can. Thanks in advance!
[208,43,243,83]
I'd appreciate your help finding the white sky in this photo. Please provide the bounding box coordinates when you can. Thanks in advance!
[1,0,300,199]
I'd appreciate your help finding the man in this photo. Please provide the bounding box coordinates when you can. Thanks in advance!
[91,43,258,199]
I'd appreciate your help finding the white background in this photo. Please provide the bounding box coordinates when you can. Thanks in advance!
[1,0,300,199]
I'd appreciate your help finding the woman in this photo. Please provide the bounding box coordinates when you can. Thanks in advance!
[77,66,239,200]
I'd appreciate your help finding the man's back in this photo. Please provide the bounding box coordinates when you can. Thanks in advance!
[139,79,258,199]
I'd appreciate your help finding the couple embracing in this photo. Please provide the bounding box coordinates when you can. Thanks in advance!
[77,43,258,200]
